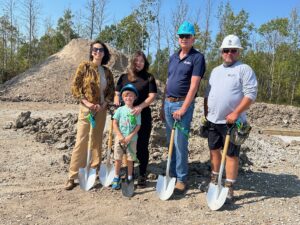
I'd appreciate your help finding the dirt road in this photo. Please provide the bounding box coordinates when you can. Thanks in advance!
[0,101,299,225]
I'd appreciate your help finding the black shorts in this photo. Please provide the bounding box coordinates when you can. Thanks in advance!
[207,122,240,157]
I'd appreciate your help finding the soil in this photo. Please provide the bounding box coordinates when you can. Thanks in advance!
[0,101,299,225]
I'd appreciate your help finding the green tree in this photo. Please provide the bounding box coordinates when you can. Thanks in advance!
[98,14,148,54]
[287,8,300,105]
[258,18,289,102]
[134,0,157,53]
[149,47,169,82]
[213,2,254,57]
[57,9,78,45]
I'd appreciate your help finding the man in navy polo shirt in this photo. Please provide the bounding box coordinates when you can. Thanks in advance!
[161,21,206,194]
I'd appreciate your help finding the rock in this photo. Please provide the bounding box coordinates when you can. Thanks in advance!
[15,111,31,128]
[147,173,157,180]
[55,142,67,150]
[3,121,13,129]
[62,154,70,164]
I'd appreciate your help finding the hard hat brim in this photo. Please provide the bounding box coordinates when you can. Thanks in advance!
[219,46,243,50]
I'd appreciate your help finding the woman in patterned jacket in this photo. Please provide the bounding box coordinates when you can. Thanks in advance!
[65,40,115,190]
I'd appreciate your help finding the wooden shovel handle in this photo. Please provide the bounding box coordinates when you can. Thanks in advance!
[166,127,175,177]
[108,118,113,149]
[221,134,231,164]
[168,128,175,158]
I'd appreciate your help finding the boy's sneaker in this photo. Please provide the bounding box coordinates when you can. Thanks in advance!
[224,181,234,203]
[112,177,121,190]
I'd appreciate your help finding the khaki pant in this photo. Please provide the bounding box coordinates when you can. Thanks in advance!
[114,138,137,161]
[68,104,106,180]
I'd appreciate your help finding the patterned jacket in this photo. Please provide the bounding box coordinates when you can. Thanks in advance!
[71,61,115,104]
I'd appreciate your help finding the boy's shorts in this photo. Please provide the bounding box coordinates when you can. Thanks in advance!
[114,138,137,161]
[207,122,241,157]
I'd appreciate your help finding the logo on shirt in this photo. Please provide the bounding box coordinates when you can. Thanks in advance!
[227,73,236,77]
[183,60,191,65]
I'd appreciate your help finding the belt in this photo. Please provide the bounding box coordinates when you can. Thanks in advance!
[166,96,186,102]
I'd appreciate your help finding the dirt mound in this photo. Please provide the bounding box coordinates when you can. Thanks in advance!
[0,38,128,103]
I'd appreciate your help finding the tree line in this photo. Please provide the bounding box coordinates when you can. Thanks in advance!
[0,0,299,106]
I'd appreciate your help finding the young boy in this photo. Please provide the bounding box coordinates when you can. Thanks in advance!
[112,84,141,190]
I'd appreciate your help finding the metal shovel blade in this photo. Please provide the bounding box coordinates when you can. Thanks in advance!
[206,183,229,210]
[156,175,176,201]
[99,164,115,187]
[121,179,134,197]
[78,167,97,191]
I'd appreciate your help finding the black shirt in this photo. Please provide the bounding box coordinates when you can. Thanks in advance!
[116,70,157,106]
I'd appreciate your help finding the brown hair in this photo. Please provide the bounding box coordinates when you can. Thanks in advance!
[89,40,111,65]
[122,90,137,98]
[127,51,149,82]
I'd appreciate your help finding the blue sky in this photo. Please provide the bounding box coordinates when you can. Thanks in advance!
[41,0,300,32]
[38,0,300,54]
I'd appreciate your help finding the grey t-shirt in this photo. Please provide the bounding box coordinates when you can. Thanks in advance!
[205,61,258,124]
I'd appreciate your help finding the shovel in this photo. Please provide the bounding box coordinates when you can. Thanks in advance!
[78,119,97,191]
[206,126,232,210]
[121,177,134,197]
[156,122,176,200]
[120,144,135,197]
[99,113,115,187]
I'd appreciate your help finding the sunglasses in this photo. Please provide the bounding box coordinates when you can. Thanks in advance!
[179,34,192,39]
[92,47,104,53]
[222,49,238,54]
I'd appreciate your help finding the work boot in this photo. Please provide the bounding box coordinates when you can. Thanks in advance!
[174,181,188,195]
[65,179,75,190]
[210,173,218,185]
[225,181,234,203]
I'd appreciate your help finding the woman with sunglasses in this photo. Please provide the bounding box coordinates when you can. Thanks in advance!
[65,40,115,190]
[114,51,157,188]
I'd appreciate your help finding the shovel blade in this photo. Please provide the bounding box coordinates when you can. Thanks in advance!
[206,183,229,210]
[78,167,97,191]
[121,179,134,197]
[156,175,176,201]
[99,164,115,187]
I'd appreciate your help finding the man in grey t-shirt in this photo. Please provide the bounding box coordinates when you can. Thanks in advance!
[204,35,258,202]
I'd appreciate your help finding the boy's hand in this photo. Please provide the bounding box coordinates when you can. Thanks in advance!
[118,135,125,142]
[124,136,132,145]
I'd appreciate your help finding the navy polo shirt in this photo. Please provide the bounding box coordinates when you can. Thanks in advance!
[166,47,205,98]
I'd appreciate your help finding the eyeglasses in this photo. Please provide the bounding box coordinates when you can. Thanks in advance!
[179,34,192,39]
[222,49,238,54]
[92,47,104,53]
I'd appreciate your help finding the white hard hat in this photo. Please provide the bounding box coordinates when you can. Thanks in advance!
[220,34,243,49]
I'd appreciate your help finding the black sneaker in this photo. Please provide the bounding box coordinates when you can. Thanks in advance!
[137,175,147,189]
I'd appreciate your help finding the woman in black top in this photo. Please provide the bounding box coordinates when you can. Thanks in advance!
[114,50,157,188]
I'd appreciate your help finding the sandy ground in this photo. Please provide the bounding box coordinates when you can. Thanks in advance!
[0,101,299,225]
